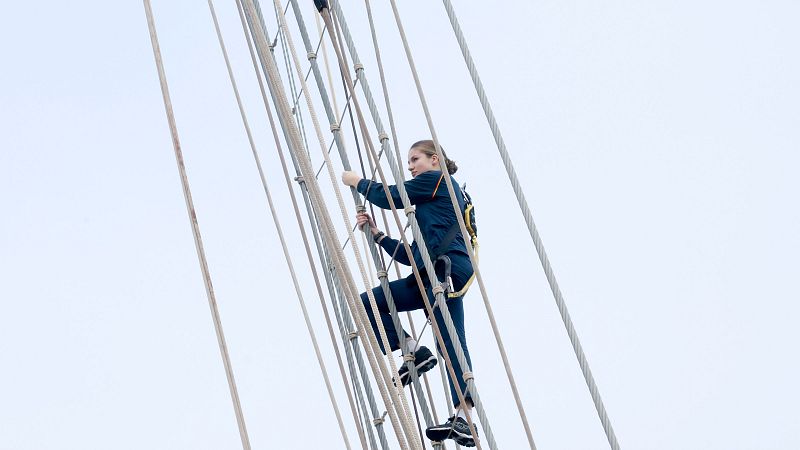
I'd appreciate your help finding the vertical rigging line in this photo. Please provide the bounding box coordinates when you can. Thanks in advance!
[142,2,252,449]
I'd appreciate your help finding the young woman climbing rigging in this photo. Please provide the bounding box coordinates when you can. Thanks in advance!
[341,140,478,447]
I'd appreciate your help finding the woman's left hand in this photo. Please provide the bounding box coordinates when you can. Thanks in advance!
[341,171,362,187]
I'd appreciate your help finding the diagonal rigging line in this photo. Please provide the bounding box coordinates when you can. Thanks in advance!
[142,1,252,449]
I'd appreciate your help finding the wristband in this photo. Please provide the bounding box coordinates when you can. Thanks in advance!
[373,231,386,244]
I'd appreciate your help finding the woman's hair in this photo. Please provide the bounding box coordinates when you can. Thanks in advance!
[410,139,458,174]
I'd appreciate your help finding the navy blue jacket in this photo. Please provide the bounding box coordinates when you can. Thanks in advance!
[357,171,468,269]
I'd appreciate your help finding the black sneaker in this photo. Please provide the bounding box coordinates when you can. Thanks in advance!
[425,416,478,447]
[397,345,437,387]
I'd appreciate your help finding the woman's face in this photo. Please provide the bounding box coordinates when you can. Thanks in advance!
[407,148,439,178]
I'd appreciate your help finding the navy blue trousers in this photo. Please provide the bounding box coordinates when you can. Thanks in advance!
[360,253,474,408]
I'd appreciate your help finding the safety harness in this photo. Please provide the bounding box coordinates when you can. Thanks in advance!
[431,176,478,298]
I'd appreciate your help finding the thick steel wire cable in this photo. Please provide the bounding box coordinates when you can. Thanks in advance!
[234,2,395,448]
[271,4,426,445]
[321,7,486,449]
[142,2,251,449]
[240,1,419,447]
[207,1,360,447]
[440,2,620,448]
[315,11,340,120]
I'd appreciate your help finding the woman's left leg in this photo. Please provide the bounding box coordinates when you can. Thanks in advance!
[431,294,473,408]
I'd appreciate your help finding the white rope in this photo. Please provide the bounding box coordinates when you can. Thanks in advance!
[142,2,252,448]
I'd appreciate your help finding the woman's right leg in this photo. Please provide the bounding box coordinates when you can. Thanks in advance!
[360,278,424,354]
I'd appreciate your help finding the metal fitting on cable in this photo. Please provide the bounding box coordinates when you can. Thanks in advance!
[404,206,415,216]
[463,371,474,382]
[432,285,444,295]
[353,63,364,73]
[294,176,305,184]
[347,331,359,341]
[376,270,388,279]
[307,51,317,60]
[403,353,415,362]
[330,123,340,132]
[378,132,389,142]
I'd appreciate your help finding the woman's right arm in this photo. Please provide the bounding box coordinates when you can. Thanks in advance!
[356,212,412,266]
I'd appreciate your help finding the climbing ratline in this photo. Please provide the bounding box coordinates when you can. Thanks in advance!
[143,0,621,449]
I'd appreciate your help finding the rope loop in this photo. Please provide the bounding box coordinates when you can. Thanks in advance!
[403,353,415,362]
[431,285,444,295]
[294,176,305,184]
[462,371,474,382]
[378,132,389,142]
[353,63,364,72]
[347,331,359,341]
[403,206,415,216]
[376,270,388,279]
[356,205,366,213]
[373,411,388,425]
[330,123,340,132]
[306,51,317,60]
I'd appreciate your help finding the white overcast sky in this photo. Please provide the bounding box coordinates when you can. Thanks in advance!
[1,1,798,449]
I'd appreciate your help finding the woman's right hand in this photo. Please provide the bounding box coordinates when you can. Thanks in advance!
[356,212,378,233]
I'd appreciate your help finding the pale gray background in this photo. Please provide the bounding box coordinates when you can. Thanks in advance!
[1,1,798,449]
